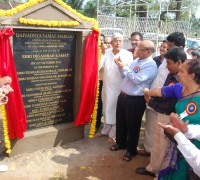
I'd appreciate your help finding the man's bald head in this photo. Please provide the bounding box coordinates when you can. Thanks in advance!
[139,40,155,53]
[136,40,155,59]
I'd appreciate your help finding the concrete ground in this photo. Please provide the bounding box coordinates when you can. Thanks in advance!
[0,123,153,180]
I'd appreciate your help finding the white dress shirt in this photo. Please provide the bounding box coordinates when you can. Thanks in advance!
[174,125,200,177]
[150,58,169,89]
[101,48,132,124]
[150,49,190,90]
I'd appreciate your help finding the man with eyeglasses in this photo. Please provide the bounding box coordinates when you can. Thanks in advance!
[128,32,143,60]
[110,40,157,162]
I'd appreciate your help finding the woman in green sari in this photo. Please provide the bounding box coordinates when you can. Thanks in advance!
[144,59,200,179]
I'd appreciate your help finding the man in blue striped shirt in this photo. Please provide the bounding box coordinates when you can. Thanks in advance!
[110,40,157,162]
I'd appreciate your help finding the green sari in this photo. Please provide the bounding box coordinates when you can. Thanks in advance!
[159,91,200,180]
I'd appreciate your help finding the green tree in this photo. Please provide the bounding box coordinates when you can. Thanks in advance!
[82,0,113,18]
[190,15,200,36]
[160,0,200,21]
[82,0,96,18]
[65,0,84,12]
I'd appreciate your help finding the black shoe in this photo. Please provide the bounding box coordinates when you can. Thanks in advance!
[135,167,156,177]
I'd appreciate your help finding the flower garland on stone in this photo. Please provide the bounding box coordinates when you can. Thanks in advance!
[1,105,11,154]
[53,0,98,27]
[89,34,101,138]
[0,0,98,29]
[18,18,79,27]
[0,0,45,16]
[0,0,100,138]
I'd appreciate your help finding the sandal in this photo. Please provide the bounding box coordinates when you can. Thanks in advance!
[109,144,126,151]
[123,152,135,162]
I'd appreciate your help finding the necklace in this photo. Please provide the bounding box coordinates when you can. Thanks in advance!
[182,85,200,96]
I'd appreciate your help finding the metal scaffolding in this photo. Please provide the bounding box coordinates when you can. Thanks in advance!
[97,0,193,41]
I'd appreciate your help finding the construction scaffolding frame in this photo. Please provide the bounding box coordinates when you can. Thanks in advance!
[97,0,193,50]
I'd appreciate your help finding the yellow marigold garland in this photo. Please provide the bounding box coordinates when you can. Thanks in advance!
[53,0,98,28]
[0,0,45,16]
[89,33,101,138]
[0,0,99,30]
[1,105,11,154]
[0,0,100,138]
[19,18,80,27]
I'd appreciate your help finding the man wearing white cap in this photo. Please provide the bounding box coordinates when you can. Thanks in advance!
[96,33,132,143]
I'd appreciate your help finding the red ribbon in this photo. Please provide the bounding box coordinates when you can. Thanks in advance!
[74,30,99,126]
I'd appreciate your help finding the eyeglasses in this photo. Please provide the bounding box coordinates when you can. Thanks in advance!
[137,48,149,52]
[104,42,111,45]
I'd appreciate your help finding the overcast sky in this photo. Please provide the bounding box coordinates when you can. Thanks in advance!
[196,6,200,18]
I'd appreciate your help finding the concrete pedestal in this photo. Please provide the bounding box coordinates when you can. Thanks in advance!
[10,123,84,157]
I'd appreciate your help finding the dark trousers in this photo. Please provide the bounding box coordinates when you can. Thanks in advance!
[96,80,103,131]
[116,93,146,155]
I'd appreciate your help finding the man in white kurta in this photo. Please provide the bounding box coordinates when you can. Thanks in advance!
[97,33,132,143]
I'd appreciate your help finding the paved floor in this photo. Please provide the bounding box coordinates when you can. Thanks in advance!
[0,124,153,180]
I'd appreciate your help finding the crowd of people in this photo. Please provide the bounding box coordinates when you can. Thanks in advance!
[0,30,200,178]
[95,31,200,179]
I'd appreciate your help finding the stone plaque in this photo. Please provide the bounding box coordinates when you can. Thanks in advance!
[13,29,76,130]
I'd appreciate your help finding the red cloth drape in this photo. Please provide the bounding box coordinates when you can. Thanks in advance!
[74,30,99,126]
[0,27,27,139]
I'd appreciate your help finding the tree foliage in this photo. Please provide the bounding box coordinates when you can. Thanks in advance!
[82,0,97,18]
[80,0,199,20]
[82,0,114,18]
[64,0,84,11]
[190,15,200,35]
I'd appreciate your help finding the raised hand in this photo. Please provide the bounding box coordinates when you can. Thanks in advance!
[170,112,189,133]
[0,76,12,86]
[158,122,180,137]
[115,56,125,69]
